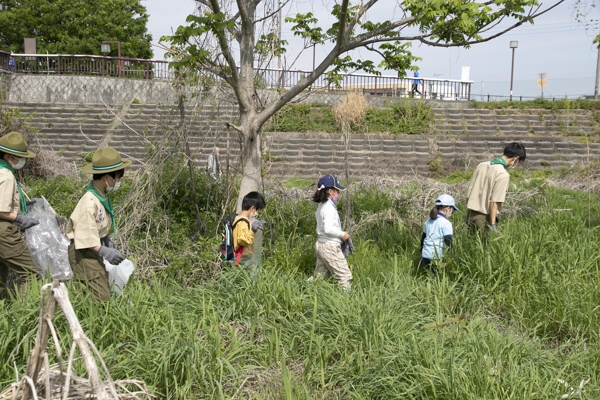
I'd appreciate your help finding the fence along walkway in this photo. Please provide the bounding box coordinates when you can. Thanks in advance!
[0,50,473,100]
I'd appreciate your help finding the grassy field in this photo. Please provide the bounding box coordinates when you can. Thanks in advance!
[1,172,600,399]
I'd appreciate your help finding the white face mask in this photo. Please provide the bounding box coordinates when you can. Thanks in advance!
[105,176,121,192]
[11,157,26,170]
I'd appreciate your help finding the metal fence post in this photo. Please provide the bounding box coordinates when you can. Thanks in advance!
[57,56,61,75]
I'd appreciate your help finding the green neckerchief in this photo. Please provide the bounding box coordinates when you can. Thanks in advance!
[86,181,117,239]
[490,157,507,169]
[0,159,28,214]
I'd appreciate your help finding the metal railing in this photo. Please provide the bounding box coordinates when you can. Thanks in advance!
[6,53,172,79]
[254,68,473,100]
[0,52,474,100]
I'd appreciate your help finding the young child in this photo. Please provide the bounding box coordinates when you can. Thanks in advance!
[232,191,266,268]
[420,194,458,273]
[311,174,352,290]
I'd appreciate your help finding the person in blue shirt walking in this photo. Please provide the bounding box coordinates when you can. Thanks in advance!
[420,194,458,273]
[411,68,421,98]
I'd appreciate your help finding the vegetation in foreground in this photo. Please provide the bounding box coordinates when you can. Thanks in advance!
[470,97,600,112]
[1,169,600,399]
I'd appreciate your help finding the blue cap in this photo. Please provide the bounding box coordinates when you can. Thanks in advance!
[317,174,345,191]
[435,194,458,211]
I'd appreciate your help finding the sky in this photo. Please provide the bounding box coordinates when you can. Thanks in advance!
[143,0,600,99]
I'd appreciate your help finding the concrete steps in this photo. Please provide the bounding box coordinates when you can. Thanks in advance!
[5,102,600,177]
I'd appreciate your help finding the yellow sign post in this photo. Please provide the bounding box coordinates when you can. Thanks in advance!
[537,73,547,98]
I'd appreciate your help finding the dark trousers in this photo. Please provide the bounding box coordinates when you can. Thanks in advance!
[0,220,37,297]
[68,243,111,302]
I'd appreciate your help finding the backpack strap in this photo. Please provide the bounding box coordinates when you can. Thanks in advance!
[232,217,250,230]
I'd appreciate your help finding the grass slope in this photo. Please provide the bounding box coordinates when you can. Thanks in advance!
[1,176,599,399]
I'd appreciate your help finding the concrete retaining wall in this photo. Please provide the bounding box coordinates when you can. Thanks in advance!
[6,74,468,109]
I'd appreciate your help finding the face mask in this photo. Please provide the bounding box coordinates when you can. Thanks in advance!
[105,176,120,192]
[508,159,518,169]
[11,157,26,170]
[331,194,340,202]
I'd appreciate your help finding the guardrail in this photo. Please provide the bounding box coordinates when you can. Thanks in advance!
[255,68,473,100]
[5,53,172,79]
[0,52,474,100]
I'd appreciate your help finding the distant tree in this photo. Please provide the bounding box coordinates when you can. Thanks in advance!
[0,0,152,58]
[165,0,563,209]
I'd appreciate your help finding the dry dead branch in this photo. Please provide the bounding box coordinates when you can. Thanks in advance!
[0,282,153,400]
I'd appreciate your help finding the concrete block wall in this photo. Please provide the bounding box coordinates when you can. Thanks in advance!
[6,102,600,179]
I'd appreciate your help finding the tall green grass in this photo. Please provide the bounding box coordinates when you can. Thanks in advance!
[1,179,599,398]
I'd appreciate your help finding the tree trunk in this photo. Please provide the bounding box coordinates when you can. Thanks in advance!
[236,125,261,212]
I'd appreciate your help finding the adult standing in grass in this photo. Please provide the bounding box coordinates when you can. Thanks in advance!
[465,142,526,233]
[420,194,458,274]
[0,132,39,297]
[311,174,352,290]
[66,147,131,302]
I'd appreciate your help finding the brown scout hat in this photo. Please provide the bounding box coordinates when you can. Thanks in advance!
[0,132,36,158]
[82,147,132,174]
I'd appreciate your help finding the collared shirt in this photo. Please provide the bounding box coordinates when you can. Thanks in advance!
[0,169,19,214]
[422,213,453,260]
[466,161,510,215]
[66,192,111,249]
[316,199,345,244]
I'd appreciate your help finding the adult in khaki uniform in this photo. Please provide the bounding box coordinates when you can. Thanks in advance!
[465,142,526,233]
[0,132,39,297]
[66,147,131,302]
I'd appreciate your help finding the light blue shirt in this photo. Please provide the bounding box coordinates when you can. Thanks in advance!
[421,213,453,260]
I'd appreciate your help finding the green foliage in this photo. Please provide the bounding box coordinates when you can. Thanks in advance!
[470,98,600,111]
[23,176,84,217]
[4,176,600,398]
[265,103,337,133]
[283,177,313,189]
[439,171,474,184]
[0,0,153,58]
[265,100,434,135]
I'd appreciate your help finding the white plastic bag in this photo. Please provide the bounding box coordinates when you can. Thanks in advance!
[24,198,73,281]
[103,258,134,294]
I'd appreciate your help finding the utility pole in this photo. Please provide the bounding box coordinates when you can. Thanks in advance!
[595,46,600,100]
[509,41,518,102]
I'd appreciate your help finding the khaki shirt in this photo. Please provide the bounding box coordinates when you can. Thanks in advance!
[232,215,254,256]
[66,192,112,249]
[0,169,19,214]
[466,161,510,215]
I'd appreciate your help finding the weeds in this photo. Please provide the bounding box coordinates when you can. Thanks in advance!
[2,173,600,399]
[264,100,435,135]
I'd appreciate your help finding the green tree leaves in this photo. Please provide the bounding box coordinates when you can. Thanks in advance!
[0,0,152,58]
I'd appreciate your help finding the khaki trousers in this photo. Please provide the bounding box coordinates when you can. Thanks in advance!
[314,241,352,290]
[465,209,492,232]
[0,220,37,297]
[68,243,110,302]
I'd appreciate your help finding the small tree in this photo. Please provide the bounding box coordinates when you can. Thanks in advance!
[165,0,563,209]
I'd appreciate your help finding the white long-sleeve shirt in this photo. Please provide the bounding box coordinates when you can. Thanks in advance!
[315,199,345,243]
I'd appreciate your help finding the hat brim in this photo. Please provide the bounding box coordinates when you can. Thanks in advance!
[0,147,36,158]
[82,159,132,174]
[335,183,346,191]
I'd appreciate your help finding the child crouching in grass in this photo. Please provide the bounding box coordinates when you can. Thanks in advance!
[310,174,352,290]
[420,194,458,274]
